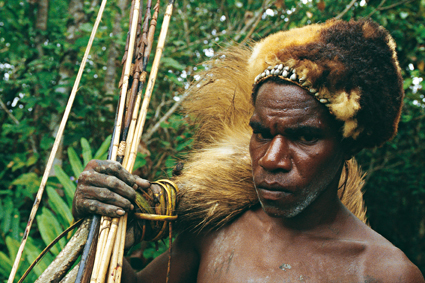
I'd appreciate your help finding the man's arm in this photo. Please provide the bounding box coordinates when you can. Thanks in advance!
[120,232,200,283]
[73,160,200,282]
[134,232,200,283]
[365,245,425,283]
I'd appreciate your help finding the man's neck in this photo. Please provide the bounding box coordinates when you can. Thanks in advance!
[255,185,351,239]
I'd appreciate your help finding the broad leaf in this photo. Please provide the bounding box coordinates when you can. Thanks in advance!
[81,137,93,166]
[68,147,84,178]
[54,165,76,206]
[37,207,66,256]
[93,135,111,160]
[46,186,73,227]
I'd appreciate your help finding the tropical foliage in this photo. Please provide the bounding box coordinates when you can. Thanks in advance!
[1,0,424,281]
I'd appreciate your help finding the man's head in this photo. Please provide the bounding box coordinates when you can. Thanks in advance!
[248,19,404,217]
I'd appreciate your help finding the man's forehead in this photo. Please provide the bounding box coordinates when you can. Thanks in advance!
[251,82,339,133]
[255,83,326,115]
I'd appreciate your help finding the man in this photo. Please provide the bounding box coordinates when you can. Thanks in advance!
[73,19,425,282]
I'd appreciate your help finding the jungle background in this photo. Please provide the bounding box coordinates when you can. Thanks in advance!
[1,0,424,281]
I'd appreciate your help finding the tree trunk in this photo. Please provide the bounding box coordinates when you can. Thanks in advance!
[35,0,49,57]
[49,0,87,176]
[104,0,129,107]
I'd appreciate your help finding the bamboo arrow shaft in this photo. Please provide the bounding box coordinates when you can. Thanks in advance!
[127,0,174,170]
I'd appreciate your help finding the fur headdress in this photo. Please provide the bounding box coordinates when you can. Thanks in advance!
[250,19,404,149]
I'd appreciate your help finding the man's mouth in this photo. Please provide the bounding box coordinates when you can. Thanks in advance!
[257,188,292,201]
[256,184,294,201]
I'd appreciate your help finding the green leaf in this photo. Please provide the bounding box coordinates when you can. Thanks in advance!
[80,22,94,32]
[1,198,13,234]
[36,207,66,256]
[26,154,39,167]
[403,78,412,90]
[5,236,20,262]
[81,137,93,167]
[93,135,111,160]
[161,57,186,71]
[68,147,84,177]
[24,238,49,277]
[54,165,76,206]
[0,251,12,274]
[46,186,73,227]
[133,153,147,171]
[10,208,20,240]
[11,156,26,172]
[175,138,193,151]
[11,172,41,194]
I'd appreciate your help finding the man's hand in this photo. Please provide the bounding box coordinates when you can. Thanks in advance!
[72,159,150,220]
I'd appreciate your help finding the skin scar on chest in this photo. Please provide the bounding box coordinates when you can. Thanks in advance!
[213,249,235,276]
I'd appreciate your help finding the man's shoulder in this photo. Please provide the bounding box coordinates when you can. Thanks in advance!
[362,239,424,282]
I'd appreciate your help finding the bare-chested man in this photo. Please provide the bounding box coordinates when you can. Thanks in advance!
[72,19,425,282]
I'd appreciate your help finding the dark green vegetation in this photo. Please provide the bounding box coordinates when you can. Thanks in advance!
[1,0,424,281]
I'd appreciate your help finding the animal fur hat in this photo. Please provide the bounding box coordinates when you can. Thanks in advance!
[250,19,404,149]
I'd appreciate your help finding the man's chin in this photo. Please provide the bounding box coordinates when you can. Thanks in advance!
[259,200,304,218]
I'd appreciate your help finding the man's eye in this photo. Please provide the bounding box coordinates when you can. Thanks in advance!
[299,135,318,143]
[255,132,271,140]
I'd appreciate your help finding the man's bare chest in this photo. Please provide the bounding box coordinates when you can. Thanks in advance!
[196,228,372,282]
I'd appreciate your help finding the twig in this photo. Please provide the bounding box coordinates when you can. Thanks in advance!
[366,0,387,18]
[239,6,264,45]
[233,1,273,42]
[0,98,38,154]
[142,91,189,142]
[177,7,191,46]
[380,0,415,11]
[7,1,109,282]
[171,29,228,53]
[334,0,357,19]
[0,98,19,124]
[367,0,414,18]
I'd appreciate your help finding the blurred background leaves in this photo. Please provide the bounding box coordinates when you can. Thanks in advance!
[1,0,424,280]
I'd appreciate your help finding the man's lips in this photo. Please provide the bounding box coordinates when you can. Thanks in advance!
[255,183,294,201]
[257,188,293,201]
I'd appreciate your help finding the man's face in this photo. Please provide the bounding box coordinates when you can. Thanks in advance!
[249,81,345,218]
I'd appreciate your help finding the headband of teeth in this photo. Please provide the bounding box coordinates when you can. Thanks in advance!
[249,19,404,149]
[254,64,329,105]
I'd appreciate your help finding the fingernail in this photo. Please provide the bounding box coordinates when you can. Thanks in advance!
[117,209,125,216]
[133,184,138,190]
[130,204,134,211]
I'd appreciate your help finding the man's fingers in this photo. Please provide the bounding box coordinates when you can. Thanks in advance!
[93,160,137,187]
[83,159,151,192]
[79,170,136,202]
[135,177,150,189]
[85,186,134,211]
[80,199,129,218]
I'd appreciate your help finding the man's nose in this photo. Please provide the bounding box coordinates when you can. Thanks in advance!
[258,136,292,172]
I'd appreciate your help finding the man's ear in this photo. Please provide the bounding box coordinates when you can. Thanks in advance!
[342,138,362,160]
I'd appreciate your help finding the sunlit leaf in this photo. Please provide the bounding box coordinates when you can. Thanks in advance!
[68,147,84,178]
[93,135,111,160]
[54,165,76,206]
[81,137,93,166]
[46,186,73,227]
